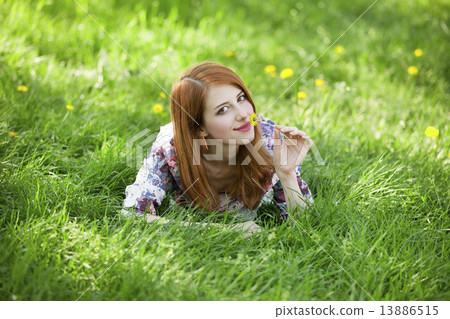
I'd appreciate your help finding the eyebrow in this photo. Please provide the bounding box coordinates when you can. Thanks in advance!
[214,90,244,110]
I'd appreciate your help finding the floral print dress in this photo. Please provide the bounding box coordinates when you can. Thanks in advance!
[122,114,313,222]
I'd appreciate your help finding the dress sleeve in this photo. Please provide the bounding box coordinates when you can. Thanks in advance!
[122,133,170,217]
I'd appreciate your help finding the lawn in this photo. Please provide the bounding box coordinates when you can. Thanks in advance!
[0,0,448,300]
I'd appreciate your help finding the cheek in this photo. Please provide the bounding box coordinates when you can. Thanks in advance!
[244,102,254,114]
[206,118,233,138]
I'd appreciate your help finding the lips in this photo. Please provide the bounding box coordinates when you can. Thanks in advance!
[233,122,251,131]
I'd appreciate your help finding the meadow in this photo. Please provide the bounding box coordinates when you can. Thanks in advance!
[0,0,448,300]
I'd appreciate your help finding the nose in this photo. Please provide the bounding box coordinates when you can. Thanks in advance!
[235,104,249,121]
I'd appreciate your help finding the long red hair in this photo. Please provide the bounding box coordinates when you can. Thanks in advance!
[170,62,274,212]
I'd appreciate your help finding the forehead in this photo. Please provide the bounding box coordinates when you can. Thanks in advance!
[204,84,242,109]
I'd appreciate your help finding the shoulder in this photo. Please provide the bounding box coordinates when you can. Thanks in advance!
[153,122,174,149]
[147,122,176,166]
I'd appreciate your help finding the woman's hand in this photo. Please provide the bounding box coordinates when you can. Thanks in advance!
[273,125,312,178]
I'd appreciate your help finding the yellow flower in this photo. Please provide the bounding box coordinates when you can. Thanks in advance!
[66,105,74,111]
[280,68,294,79]
[425,126,439,138]
[315,79,325,86]
[297,91,307,99]
[160,92,166,99]
[152,103,163,114]
[9,131,18,138]
[17,85,28,92]
[225,50,234,57]
[264,65,276,74]
[335,45,345,54]
[250,113,259,126]
[408,66,418,75]
[414,49,423,57]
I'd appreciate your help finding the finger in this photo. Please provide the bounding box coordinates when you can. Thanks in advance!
[279,126,296,133]
[274,127,280,138]
[273,128,281,149]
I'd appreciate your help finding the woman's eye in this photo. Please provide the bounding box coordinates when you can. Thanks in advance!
[238,94,246,102]
[217,106,229,114]
[217,95,246,114]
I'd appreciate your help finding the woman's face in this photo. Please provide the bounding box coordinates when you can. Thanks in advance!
[200,84,255,145]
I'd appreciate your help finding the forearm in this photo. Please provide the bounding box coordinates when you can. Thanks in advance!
[277,172,307,214]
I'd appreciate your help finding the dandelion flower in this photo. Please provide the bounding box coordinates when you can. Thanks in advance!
[66,105,74,111]
[225,50,235,58]
[297,91,307,99]
[160,92,166,99]
[152,103,163,114]
[408,66,418,75]
[9,131,18,138]
[264,65,276,74]
[335,45,344,54]
[280,68,294,79]
[414,49,423,57]
[250,113,259,126]
[315,79,325,86]
[425,126,439,138]
[17,85,28,92]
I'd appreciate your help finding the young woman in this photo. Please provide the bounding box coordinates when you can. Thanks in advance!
[122,62,314,235]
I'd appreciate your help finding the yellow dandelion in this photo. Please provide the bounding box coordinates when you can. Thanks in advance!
[297,91,307,99]
[250,113,259,126]
[335,45,345,54]
[66,104,74,111]
[408,66,418,75]
[160,92,166,99]
[280,68,294,79]
[264,65,276,74]
[225,50,234,58]
[9,131,18,138]
[152,103,163,114]
[425,126,439,138]
[17,85,28,92]
[414,49,423,57]
[315,79,325,86]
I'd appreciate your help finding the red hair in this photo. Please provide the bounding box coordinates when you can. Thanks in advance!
[170,62,274,212]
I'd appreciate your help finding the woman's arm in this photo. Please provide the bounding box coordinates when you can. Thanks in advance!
[277,171,308,216]
[272,125,313,216]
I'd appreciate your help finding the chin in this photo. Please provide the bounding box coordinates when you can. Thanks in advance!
[237,132,255,145]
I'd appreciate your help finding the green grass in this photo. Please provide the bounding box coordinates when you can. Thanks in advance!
[0,0,449,300]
